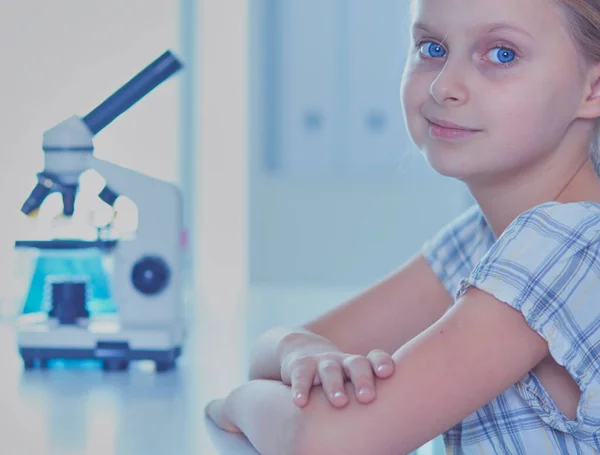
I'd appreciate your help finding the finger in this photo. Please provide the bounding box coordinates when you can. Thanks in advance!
[368,349,395,378]
[290,357,318,408]
[317,359,348,407]
[342,355,376,404]
[205,399,241,433]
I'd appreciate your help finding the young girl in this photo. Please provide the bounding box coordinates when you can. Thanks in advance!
[206,0,600,453]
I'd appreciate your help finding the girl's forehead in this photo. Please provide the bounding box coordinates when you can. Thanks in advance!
[410,0,561,31]
[411,0,568,45]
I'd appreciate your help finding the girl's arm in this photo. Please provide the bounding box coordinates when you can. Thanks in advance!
[249,254,453,380]
[303,254,453,356]
[213,286,548,455]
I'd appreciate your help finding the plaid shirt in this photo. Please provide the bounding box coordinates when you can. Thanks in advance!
[422,201,600,454]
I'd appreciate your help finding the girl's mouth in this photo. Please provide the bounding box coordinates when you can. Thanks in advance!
[427,118,482,140]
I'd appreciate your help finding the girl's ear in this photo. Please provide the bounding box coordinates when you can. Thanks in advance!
[579,63,600,120]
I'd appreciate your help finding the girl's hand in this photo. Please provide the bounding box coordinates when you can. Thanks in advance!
[205,398,242,434]
[280,349,395,408]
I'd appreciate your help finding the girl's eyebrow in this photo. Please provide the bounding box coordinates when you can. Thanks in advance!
[483,22,534,39]
[412,21,534,40]
[412,21,438,34]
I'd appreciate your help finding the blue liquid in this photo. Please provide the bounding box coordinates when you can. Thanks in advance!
[22,254,117,315]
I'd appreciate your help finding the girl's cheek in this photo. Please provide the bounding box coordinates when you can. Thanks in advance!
[409,55,445,72]
[477,63,523,82]
[402,65,440,100]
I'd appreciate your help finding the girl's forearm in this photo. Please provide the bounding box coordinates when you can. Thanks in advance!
[225,379,306,455]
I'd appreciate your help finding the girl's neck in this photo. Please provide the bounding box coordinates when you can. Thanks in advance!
[468,159,599,239]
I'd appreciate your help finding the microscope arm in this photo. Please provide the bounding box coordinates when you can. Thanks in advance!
[90,156,183,246]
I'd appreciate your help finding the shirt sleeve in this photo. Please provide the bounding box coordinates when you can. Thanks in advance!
[456,201,600,436]
[421,204,495,299]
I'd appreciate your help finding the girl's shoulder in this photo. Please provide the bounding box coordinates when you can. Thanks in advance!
[497,200,600,251]
[475,200,600,275]
[511,200,600,229]
[421,200,600,300]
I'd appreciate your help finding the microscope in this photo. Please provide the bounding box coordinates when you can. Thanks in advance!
[15,50,186,372]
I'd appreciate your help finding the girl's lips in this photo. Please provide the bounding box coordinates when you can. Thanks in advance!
[427,118,482,140]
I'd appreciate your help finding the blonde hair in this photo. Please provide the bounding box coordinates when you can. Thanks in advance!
[556,0,600,175]
[557,0,600,61]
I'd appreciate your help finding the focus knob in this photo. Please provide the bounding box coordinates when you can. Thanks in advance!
[131,256,170,295]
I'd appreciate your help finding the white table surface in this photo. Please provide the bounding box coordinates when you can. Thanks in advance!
[0,286,441,455]
[0,302,257,454]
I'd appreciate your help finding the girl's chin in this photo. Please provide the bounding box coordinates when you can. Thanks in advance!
[421,151,477,180]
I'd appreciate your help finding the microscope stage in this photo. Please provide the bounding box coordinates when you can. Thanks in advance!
[16,313,183,371]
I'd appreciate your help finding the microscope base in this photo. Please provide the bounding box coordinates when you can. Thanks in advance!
[20,346,181,371]
[16,313,183,372]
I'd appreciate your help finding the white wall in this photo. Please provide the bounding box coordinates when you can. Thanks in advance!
[0,1,182,312]
[248,1,471,287]
[194,0,249,301]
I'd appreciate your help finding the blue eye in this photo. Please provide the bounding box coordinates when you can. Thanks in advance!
[488,47,516,65]
[419,41,447,58]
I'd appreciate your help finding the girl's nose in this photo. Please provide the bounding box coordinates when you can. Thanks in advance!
[429,61,470,107]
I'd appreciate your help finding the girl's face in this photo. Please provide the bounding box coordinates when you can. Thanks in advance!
[401,0,589,183]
